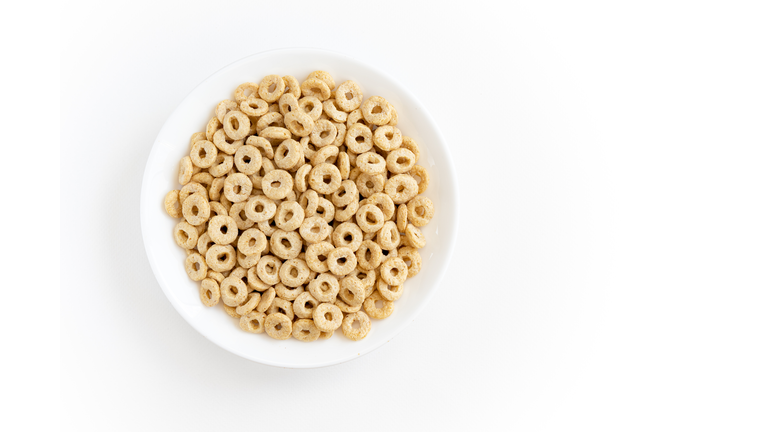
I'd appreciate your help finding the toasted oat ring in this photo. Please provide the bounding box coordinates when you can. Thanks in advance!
[179,182,208,204]
[256,286,276,313]
[208,154,234,178]
[199,278,220,307]
[207,215,237,245]
[205,244,237,272]
[212,129,244,155]
[312,303,343,332]
[405,224,426,248]
[190,131,207,147]
[331,180,358,207]
[258,74,286,103]
[293,291,320,319]
[335,80,363,112]
[355,241,384,271]
[305,241,334,273]
[307,70,335,90]
[233,145,262,175]
[244,195,276,223]
[223,304,241,319]
[385,174,419,205]
[335,298,361,313]
[220,276,248,307]
[406,196,434,227]
[174,221,198,249]
[239,311,266,333]
[300,78,331,100]
[376,278,404,301]
[236,228,266,257]
[346,108,366,129]
[356,173,385,198]
[275,282,304,301]
[254,255,280,286]
[310,119,337,148]
[372,125,402,151]
[327,247,357,276]
[264,313,292,340]
[334,200,359,223]
[308,163,342,194]
[266,297,295,321]
[313,197,335,223]
[189,140,218,169]
[215,100,238,123]
[207,270,224,284]
[377,221,400,250]
[398,246,422,278]
[299,190,319,217]
[339,276,365,306]
[191,173,214,190]
[181,193,210,226]
[332,121,346,146]
[205,117,222,141]
[235,292,262,316]
[356,152,387,175]
[269,229,303,260]
[291,319,320,342]
[345,123,373,154]
[380,257,408,286]
[322,99,347,123]
[409,165,430,194]
[256,111,284,133]
[274,201,304,232]
[257,219,277,236]
[396,204,408,232]
[292,163,312,193]
[336,151,350,180]
[246,136,274,160]
[298,96,323,120]
[234,82,259,103]
[237,251,261,269]
[367,193,396,220]
[279,90,299,116]
[184,253,208,281]
[364,292,394,319]
[299,216,331,244]
[240,95,268,117]
[210,178,226,201]
[331,222,363,251]
[281,110,312,137]
[361,96,392,126]
[308,273,340,303]
[164,190,182,218]
[387,102,398,126]
[356,204,385,233]
[386,148,416,174]
[246,266,270,292]
[279,258,310,288]
[222,110,250,141]
[311,145,339,167]
[178,156,194,185]
[259,127,291,141]
[196,233,214,256]
[341,311,371,341]
[223,173,252,203]
[282,75,301,98]
[260,169,293,200]
[352,268,376,293]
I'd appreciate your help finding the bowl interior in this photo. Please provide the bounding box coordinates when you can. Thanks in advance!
[141,48,458,368]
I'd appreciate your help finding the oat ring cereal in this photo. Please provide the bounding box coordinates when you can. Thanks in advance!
[233,144,262,175]
[310,119,337,147]
[190,140,218,168]
[360,96,392,126]
[312,303,343,332]
[222,110,250,141]
[278,258,310,288]
[284,111,314,138]
[356,240,383,271]
[384,174,419,205]
[264,313,292,340]
[274,139,303,170]
[291,319,321,342]
[269,229,303,260]
[239,311,266,333]
[363,292,394,319]
[308,273,340,303]
[235,292,262,316]
[356,152,387,175]
[261,169,293,200]
[207,215,238,245]
[237,228,267,256]
[327,247,357,276]
[307,163,341,194]
[305,241,334,273]
[366,193,396,220]
[220,276,248,307]
[164,190,182,218]
[406,196,435,227]
[397,246,422,278]
[335,80,363,112]
[181,193,210,226]
[299,216,331,244]
[244,195,276,222]
[345,123,373,154]
[377,221,400,251]
[185,253,208,281]
[258,74,287,103]
[356,172,385,198]
[311,145,339,167]
[174,221,198,249]
[341,311,371,341]
[331,222,363,251]
[355,204,385,233]
[240,95,268,117]
[376,278,404,302]
[385,148,416,174]
[205,244,237,272]
[293,291,319,319]
[199,278,220,307]
[339,276,365,306]
[379,257,408,286]
[274,201,304,231]
[223,173,252,203]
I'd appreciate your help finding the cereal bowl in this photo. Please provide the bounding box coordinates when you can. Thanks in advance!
[140,48,458,368]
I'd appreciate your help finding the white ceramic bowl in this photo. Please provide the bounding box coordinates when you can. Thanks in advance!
[140,48,458,368]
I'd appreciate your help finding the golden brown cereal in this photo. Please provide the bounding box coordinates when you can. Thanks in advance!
[356,152,387,175]
[345,123,373,154]
[332,122,346,147]
[209,177,225,201]
[351,268,376,294]
[253,255,279,286]
[228,202,253,230]
[308,163,342,194]
[200,278,220,307]
[178,156,194,185]
[239,311,266,333]
[331,222,364,251]
[181,193,210,226]
[233,145,262,175]
[404,224,426,248]
[207,270,225,284]
[311,145,339,167]
[174,221,198,249]
[409,164,430,194]
[240,95,268,117]
[356,172,385,198]
[205,117,222,141]
[406,196,434,227]
[334,199,359,223]
[222,173,252,203]
[243,195,276,223]
[341,311,371,341]
[246,136,274,159]
[398,246,422,278]
[299,216,331,244]
[269,229,303,260]
[190,140,218,169]
[310,119,337,148]
[234,82,259,103]
[346,108,366,129]
[273,139,303,169]
[385,174,419,205]
[373,125,402,152]
[334,298,361,313]
[377,221,401,250]
[185,253,208,281]
[235,292,262,316]
[261,169,293,200]
[298,96,323,120]
[191,173,214,191]
[257,74,286,103]
[308,71,335,90]
[322,99,347,123]
[336,151,350,180]
[208,153,234,177]
[396,203,408,232]
[292,319,320,342]
[360,96,392,126]
[207,215,237,245]
[205,244,237,273]
[246,266,270,292]
[256,112,284,134]
[196,233,215,256]
[305,241,334,273]
[299,137,317,161]
[292,163,311,193]
[355,240,383,271]
[257,219,277,236]
[300,78,331,100]
[264,313,292,340]
[386,148,416,174]
[179,182,208,204]
[331,180,358,207]
[215,100,238,123]
[256,286,276,313]
[190,131,207,147]
[213,128,244,155]
[335,80,363,112]
[338,276,365,306]
[235,230,265,257]
[164,190,182,218]
[379,257,408,286]
[356,203,385,233]
[312,303,343,332]
[364,292,394,319]
[220,276,248,307]
[327,247,357,276]
[266,297,295,321]
[293,291,320,319]
[275,282,304,301]
[222,110,250,141]
[260,126,291,141]
[307,273,340,303]
[278,258,310,288]
[387,102,398,126]
[376,278,404,301]
[236,250,260,269]
[223,304,241,319]
[282,75,301,98]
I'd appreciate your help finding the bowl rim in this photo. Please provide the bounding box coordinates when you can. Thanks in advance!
[140,47,459,368]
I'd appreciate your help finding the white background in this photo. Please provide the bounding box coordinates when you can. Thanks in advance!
[53,0,768,430]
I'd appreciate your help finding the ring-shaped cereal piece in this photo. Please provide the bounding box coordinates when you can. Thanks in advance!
[397,246,422,278]
[237,228,267,257]
[191,173,214,190]
[261,169,293,200]
[366,193,396,220]
[215,100,238,123]
[282,75,301,98]
[299,216,331,244]
[345,123,373,154]
[355,152,387,175]
[274,201,304,231]
[208,154,234,178]
[299,190,319,217]
[409,165,430,194]
[222,110,250,141]
[363,292,394,319]
[275,282,304,301]
[282,110,313,137]
[246,136,274,159]
[313,197,336,224]
[196,232,214,256]
[396,203,408,232]
[377,221,401,250]
[205,244,237,272]
[400,136,420,161]
[278,258,310,288]
[351,267,376,291]
[292,291,320,319]
[355,173,385,198]
[233,145,262,175]
[387,102,398,126]
[312,303,343,332]
[190,131,207,147]
[339,276,365,306]
[332,222,363,251]
[255,255,281,286]
[310,119,337,148]
[229,202,254,230]
[212,129,244,155]
[256,112,284,134]
[331,180,358,207]
[346,108,366,129]
[246,266,270,292]
[379,257,408,286]
[200,278,220,307]
[373,125,402,151]
[308,273,340,303]
[257,219,277,236]
[207,215,238,245]
[223,173,252,203]
[234,82,259,103]
[174,221,198,249]
[385,174,419,205]
[336,151,350,180]
[210,178,226,201]
[305,241,334,273]
[405,224,426,248]
[298,96,323,120]
[308,70,336,90]
[181,193,210,226]
[273,139,302,170]
[206,117,222,141]
[360,96,392,126]
[220,276,248,307]
[327,247,357,277]
[207,271,224,284]
[235,292,262,316]
[256,286,276,313]
[223,304,241,319]
[239,311,266,333]
[335,298,361,313]
[237,250,261,269]
[385,148,416,174]
[332,122,346,147]
[189,140,218,169]
[269,229,303,260]
[334,199,359,223]
[266,297,295,321]
[356,204,385,233]
[294,163,312,193]
[279,91,299,116]
[259,126,291,141]
[291,319,320,342]
[244,195,276,222]
[335,80,363,112]
[308,163,342,194]
[185,253,208,281]
[258,74,286,103]
[376,278,404,301]
[264,313,292,340]
[406,196,434,227]
[341,311,371,341]
[311,145,339,167]
[164,190,182,218]
[240,95,268,117]
[300,78,331,101]
[179,182,208,204]
[178,156,194,185]
[322,99,347,123]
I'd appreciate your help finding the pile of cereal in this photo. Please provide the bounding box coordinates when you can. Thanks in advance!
[164,71,434,342]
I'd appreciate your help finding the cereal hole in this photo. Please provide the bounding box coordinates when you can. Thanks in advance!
[255,204,264,212]
[385,131,393,139]
[324,312,333,320]
[301,330,310,335]
[365,181,374,188]
[248,238,256,247]
[271,181,281,188]
[366,213,377,224]
[268,83,276,92]
[322,174,331,184]
[375,300,383,308]
[275,323,282,330]
[290,268,298,277]
[345,92,353,100]
[310,226,320,233]
[281,238,291,248]
[355,136,365,143]
[344,234,352,242]
[337,257,347,265]
[372,106,382,114]
[364,250,371,260]
[351,319,361,329]
[396,157,407,164]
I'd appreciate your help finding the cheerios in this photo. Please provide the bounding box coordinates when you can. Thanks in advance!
[341,311,371,341]
[312,303,343,332]
[360,96,392,126]
[264,313,292,340]
[327,247,357,276]
[363,292,394,319]
[200,278,220,307]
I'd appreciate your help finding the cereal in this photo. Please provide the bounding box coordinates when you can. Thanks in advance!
[312,303,343,332]
[205,117,221,141]
[377,221,400,250]
[356,204,385,233]
[310,120,337,148]
[397,246,422,278]
[298,96,323,120]
[275,282,304,301]
[385,148,416,174]
[323,99,347,123]
[305,241,334,273]
[284,111,314,138]
[379,257,408,286]
[327,247,357,276]
[396,203,408,232]
[360,96,392,126]
[372,125,402,151]
[301,78,331,100]
[282,75,301,98]
[190,140,218,168]
[222,111,251,141]
[404,224,426,248]
[235,292,262,316]
[278,258,310,287]
[269,229,302,260]
[267,297,295,321]
[338,275,365,306]
[264,313,292,340]
[384,174,419,205]
[363,292,394,319]
[200,278,220,307]
[331,222,363,251]
[406,196,434,227]
[207,215,238,245]
[185,253,208,281]
[164,190,182,218]
[292,319,320,342]
[258,75,286,103]
[178,156,194,185]
[256,286,276,313]
[220,276,248,307]
[299,216,331,244]
[261,169,294,200]
[376,278,404,301]
[355,152,387,175]
[233,145,262,175]
[409,164,429,194]
[356,172,385,198]
[335,80,363,112]
[208,153,234,177]
[174,221,198,249]
[205,244,237,272]
[311,145,339,167]
[239,311,266,333]
[293,291,319,319]
[179,182,208,204]
[308,163,342,194]
[345,123,373,153]
[308,273,340,303]
[244,195,276,222]
[355,240,383,271]
[341,311,371,341]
